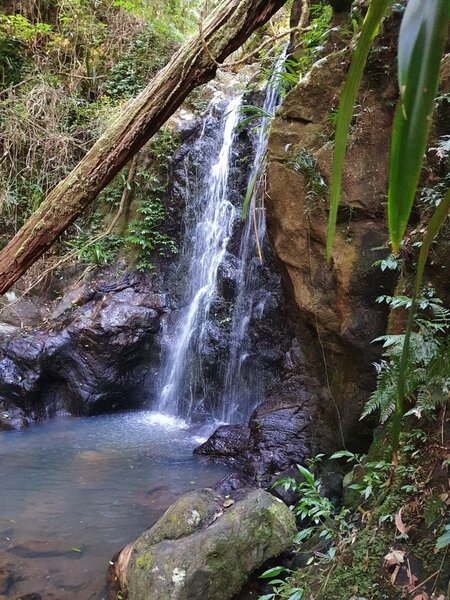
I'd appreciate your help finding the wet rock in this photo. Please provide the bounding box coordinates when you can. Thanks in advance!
[0,406,29,431]
[196,374,335,483]
[0,296,45,328]
[13,594,42,600]
[217,253,238,300]
[115,488,296,600]
[212,473,255,496]
[0,276,162,421]
[195,424,251,467]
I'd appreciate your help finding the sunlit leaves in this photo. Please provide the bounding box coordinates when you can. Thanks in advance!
[388,0,449,253]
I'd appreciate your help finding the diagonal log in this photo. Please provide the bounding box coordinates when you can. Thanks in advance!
[0,0,288,294]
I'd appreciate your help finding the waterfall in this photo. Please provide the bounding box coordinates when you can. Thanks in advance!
[158,95,242,418]
[158,52,286,423]
[220,50,287,424]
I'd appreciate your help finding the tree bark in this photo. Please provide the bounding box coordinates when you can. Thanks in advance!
[287,0,304,54]
[0,0,288,294]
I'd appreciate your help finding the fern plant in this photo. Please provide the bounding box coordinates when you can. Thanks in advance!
[125,197,177,271]
[363,290,450,423]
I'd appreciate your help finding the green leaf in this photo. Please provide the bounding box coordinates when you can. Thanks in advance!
[242,168,259,221]
[435,524,450,550]
[259,566,287,579]
[325,0,392,262]
[388,0,449,253]
[329,450,355,460]
[414,190,450,301]
[294,527,316,543]
[71,547,82,553]
[297,465,315,486]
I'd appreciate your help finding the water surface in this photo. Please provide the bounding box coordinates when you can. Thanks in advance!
[0,411,228,599]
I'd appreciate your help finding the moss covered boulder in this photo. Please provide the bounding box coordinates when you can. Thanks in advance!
[115,487,296,600]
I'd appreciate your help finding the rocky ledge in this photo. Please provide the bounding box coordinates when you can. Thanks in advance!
[0,274,165,425]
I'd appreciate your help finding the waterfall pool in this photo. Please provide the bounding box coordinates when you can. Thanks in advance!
[0,411,229,599]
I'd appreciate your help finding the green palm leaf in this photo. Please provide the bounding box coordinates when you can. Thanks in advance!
[325,0,392,262]
[388,0,449,253]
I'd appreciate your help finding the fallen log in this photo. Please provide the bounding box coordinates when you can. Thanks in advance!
[0,0,288,294]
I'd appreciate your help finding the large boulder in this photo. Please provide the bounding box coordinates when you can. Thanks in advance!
[0,275,165,420]
[195,367,335,483]
[114,488,296,600]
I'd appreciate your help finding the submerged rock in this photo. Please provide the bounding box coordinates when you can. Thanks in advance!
[0,566,13,595]
[114,487,296,600]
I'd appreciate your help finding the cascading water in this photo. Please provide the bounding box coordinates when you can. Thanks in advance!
[220,51,287,424]
[158,95,242,418]
[158,52,286,424]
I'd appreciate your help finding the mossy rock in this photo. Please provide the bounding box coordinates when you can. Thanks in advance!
[123,488,297,600]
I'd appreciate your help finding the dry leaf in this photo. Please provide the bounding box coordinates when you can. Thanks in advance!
[395,508,411,536]
[384,549,405,569]
[439,493,450,506]
[363,549,369,571]
[406,557,418,592]
[223,499,235,508]
[390,564,400,585]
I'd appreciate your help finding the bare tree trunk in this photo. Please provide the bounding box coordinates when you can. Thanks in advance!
[0,0,288,294]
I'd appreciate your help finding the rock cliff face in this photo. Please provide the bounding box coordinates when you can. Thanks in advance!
[0,274,164,425]
[265,45,398,443]
[198,25,401,475]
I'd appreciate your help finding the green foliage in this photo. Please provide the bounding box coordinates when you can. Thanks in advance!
[0,14,51,86]
[65,128,178,269]
[258,567,304,600]
[269,4,333,96]
[104,23,180,100]
[330,450,390,503]
[390,188,450,453]
[65,207,122,265]
[372,253,402,272]
[362,290,450,423]
[435,524,450,551]
[125,196,177,271]
[0,0,189,259]
[388,0,449,253]
[287,147,327,209]
[274,459,350,551]
[324,0,449,459]
[325,0,392,262]
[237,105,275,132]
[123,131,179,270]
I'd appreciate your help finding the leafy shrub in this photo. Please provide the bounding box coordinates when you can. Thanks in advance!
[268,3,333,96]
[363,289,450,423]
[125,198,176,270]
